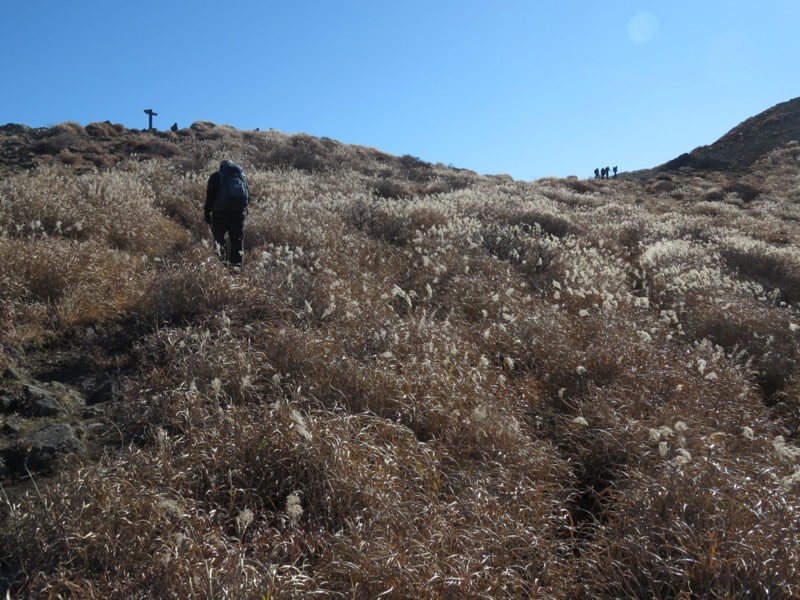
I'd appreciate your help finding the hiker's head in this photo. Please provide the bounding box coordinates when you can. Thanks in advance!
[220,159,236,170]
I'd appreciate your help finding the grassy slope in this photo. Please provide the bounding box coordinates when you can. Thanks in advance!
[0,122,799,598]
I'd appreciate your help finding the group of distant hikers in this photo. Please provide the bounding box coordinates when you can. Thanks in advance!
[594,166,618,179]
[204,160,249,270]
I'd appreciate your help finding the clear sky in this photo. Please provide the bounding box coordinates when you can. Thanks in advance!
[4,1,799,180]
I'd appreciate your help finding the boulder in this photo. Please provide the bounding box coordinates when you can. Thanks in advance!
[87,376,120,405]
[24,384,66,416]
[2,423,86,472]
[2,367,24,381]
[0,389,14,413]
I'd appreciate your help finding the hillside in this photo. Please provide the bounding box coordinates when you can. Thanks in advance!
[0,116,799,598]
[0,120,486,193]
[654,96,800,173]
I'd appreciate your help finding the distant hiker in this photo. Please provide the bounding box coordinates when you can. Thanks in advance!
[171,122,178,132]
[604,166,611,179]
[205,160,250,269]
[613,166,618,178]
[594,168,600,180]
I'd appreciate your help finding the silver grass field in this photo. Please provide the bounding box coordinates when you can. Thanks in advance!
[0,122,798,598]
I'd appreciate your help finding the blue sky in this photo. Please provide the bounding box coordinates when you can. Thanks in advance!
[4,1,799,180]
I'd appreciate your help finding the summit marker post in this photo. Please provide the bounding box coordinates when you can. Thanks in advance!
[144,108,158,130]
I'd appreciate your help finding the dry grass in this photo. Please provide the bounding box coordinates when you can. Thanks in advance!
[0,123,798,598]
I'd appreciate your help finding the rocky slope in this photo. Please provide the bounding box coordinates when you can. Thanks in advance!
[656,96,800,173]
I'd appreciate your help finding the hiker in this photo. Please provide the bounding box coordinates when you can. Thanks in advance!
[205,160,250,268]
[594,168,600,180]
[613,166,618,178]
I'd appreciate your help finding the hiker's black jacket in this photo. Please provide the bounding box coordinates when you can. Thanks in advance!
[205,169,248,224]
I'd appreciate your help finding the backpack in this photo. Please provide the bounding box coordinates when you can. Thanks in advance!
[214,160,250,210]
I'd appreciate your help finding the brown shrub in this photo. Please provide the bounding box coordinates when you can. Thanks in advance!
[720,246,800,304]
[48,121,86,136]
[0,238,144,333]
[136,254,244,323]
[369,208,415,245]
[723,182,763,203]
[405,206,448,231]
[508,210,574,238]
[478,226,527,261]
[269,134,329,172]
[0,238,85,303]
[85,121,125,138]
[32,134,87,156]
[563,178,597,195]
[580,467,800,598]
[189,120,217,134]
[680,293,798,400]
[398,154,434,183]
[373,179,411,199]
[703,189,726,202]
[647,179,676,194]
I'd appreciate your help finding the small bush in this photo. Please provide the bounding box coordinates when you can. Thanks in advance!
[374,179,411,199]
[720,245,800,304]
[270,134,329,172]
[581,468,800,599]
[399,154,433,182]
[563,178,597,195]
[137,254,242,324]
[510,210,573,238]
[85,121,125,138]
[723,182,763,203]
[129,139,182,158]
[478,227,527,261]
[342,199,415,246]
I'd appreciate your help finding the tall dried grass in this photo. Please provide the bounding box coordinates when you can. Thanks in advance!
[0,123,798,598]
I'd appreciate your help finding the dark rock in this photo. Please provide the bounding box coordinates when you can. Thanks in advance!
[2,423,86,472]
[2,421,21,434]
[34,397,66,416]
[87,377,120,405]
[28,424,86,453]
[0,569,22,597]
[24,383,51,402]
[0,123,31,136]
[24,384,65,416]
[0,390,14,413]
[2,367,24,381]
[86,422,106,435]
[6,346,21,360]
[47,381,69,393]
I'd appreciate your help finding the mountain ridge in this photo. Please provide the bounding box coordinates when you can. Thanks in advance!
[2,96,800,184]
[656,96,800,174]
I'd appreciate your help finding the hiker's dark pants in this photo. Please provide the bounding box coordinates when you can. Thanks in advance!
[211,209,246,266]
